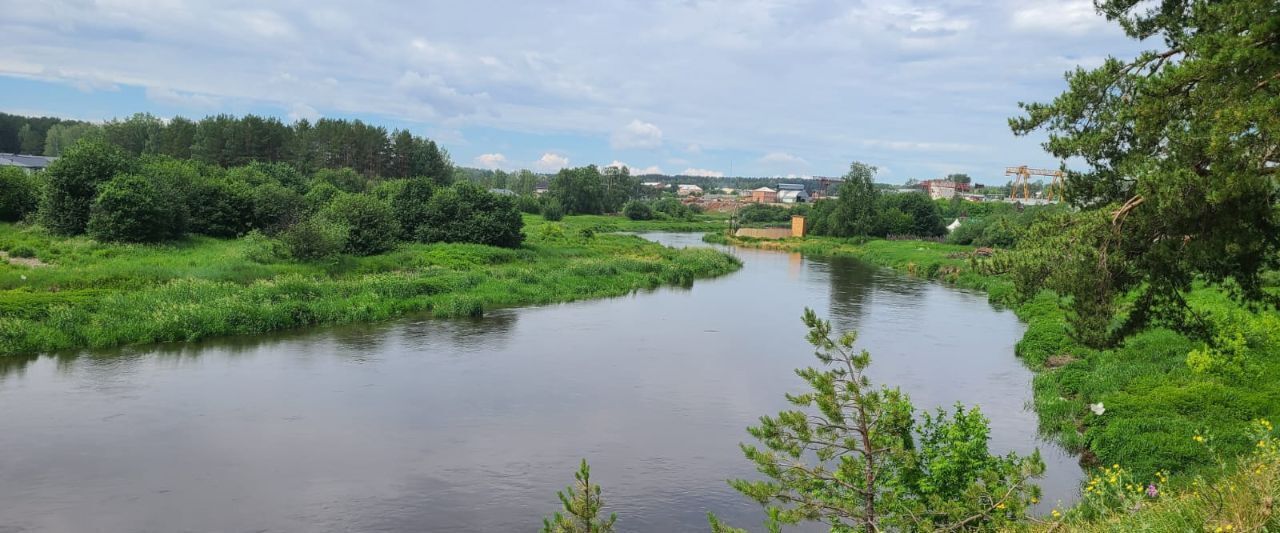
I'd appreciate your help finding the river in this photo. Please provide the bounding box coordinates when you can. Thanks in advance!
[0,232,1081,532]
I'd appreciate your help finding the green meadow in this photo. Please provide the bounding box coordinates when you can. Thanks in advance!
[0,216,740,356]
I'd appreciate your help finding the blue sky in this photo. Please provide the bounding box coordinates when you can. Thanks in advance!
[0,0,1144,183]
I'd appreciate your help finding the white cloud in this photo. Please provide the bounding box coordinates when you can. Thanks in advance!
[474,153,508,169]
[394,70,488,118]
[287,102,320,122]
[685,143,703,155]
[760,151,808,166]
[610,119,663,149]
[606,160,663,175]
[145,86,220,108]
[1011,0,1106,35]
[681,167,724,178]
[534,152,570,172]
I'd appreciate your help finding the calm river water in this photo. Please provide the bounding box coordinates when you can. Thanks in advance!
[0,233,1081,532]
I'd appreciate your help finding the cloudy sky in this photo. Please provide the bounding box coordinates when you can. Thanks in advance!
[0,0,1144,182]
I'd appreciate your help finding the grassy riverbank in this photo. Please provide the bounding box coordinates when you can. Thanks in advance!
[0,217,740,356]
[714,232,1280,529]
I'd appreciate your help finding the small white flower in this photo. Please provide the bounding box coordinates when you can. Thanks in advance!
[20,275,27,281]
[1089,402,1105,416]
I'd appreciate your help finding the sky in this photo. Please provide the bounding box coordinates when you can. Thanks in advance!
[0,0,1146,183]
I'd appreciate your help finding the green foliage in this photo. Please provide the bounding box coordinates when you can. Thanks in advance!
[550,166,604,215]
[621,200,652,221]
[240,230,287,263]
[416,182,524,248]
[541,459,617,533]
[250,182,306,235]
[725,309,1043,532]
[280,216,348,262]
[87,174,184,242]
[825,161,880,237]
[600,165,637,214]
[1009,0,1280,341]
[38,139,135,235]
[541,197,565,221]
[735,203,791,225]
[878,192,945,237]
[319,193,399,256]
[186,177,255,237]
[650,197,693,221]
[313,167,366,193]
[390,177,438,239]
[516,194,542,214]
[0,167,40,222]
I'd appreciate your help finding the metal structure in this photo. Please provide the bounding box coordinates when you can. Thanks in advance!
[1004,166,1065,201]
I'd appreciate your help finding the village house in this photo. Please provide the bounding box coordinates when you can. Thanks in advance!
[921,179,971,200]
[750,186,778,203]
[0,153,56,173]
[677,184,703,196]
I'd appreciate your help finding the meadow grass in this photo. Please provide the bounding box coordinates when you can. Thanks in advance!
[0,218,740,355]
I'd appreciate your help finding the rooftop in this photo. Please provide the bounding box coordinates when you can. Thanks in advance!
[0,153,56,169]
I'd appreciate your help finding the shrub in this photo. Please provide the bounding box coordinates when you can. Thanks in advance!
[417,182,525,248]
[622,200,653,220]
[240,230,286,263]
[8,245,36,258]
[945,217,989,245]
[391,177,437,239]
[303,181,341,214]
[186,178,255,237]
[250,182,306,235]
[652,197,692,220]
[313,167,366,193]
[86,173,184,243]
[0,167,40,222]
[736,203,790,224]
[320,193,400,256]
[38,139,135,235]
[281,216,348,261]
[541,197,565,221]
[516,194,542,214]
[879,192,945,237]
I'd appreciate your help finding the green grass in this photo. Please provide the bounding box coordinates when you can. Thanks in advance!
[714,231,1280,528]
[0,217,741,355]
[543,212,730,233]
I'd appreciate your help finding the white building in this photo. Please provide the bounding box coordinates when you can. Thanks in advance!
[677,184,704,196]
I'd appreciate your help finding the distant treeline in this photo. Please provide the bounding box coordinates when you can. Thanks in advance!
[0,112,451,180]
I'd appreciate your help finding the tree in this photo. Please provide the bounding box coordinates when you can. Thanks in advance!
[601,165,637,213]
[86,173,183,242]
[550,166,604,215]
[0,167,40,222]
[39,139,135,235]
[541,459,617,533]
[826,161,880,237]
[723,309,1043,532]
[879,192,945,237]
[320,193,400,256]
[250,182,306,235]
[1008,0,1280,344]
[945,173,972,185]
[622,200,652,221]
[281,216,349,261]
[42,123,100,157]
[186,177,256,237]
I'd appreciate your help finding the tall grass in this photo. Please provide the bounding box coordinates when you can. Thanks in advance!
[0,220,740,355]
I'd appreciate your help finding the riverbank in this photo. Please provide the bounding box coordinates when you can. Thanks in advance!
[0,217,741,356]
[712,231,1280,528]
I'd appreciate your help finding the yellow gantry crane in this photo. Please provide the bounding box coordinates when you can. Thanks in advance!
[1004,166,1065,202]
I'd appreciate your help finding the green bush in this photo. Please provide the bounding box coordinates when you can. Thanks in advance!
[390,177,437,239]
[0,167,40,222]
[652,197,692,220]
[250,182,305,235]
[541,197,565,221]
[622,200,653,220]
[417,182,524,248]
[86,173,184,243]
[38,139,135,235]
[313,167,366,193]
[280,216,348,261]
[320,193,400,256]
[8,245,36,258]
[516,194,542,214]
[240,230,286,263]
[736,203,789,224]
[303,181,341,213]
[186,178,255,237]
[945,217,989,245]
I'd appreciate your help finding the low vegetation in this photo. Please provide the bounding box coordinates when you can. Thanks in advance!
[0,216,740,355]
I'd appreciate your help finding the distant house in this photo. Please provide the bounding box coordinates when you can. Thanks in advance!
[750,187,778,203]
[534,181,550,195]
[677,184,703,196]
[0,153,56,172]
[921,180,971,200]
[777,189,810,203]
[641,181,665,189]
[488,188,516,196]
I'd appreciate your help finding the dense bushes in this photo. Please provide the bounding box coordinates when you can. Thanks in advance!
[735,203,792,224]
[622,200,652,220]
[806,192,945,239]
[39,139,135,235]
[15,134,526,261]
[417,182,524,248]
[87,174,184,242]
[320,193,400,256]
[945,204,1068,247]
[540,197,565,221]
[0,167,40,222]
